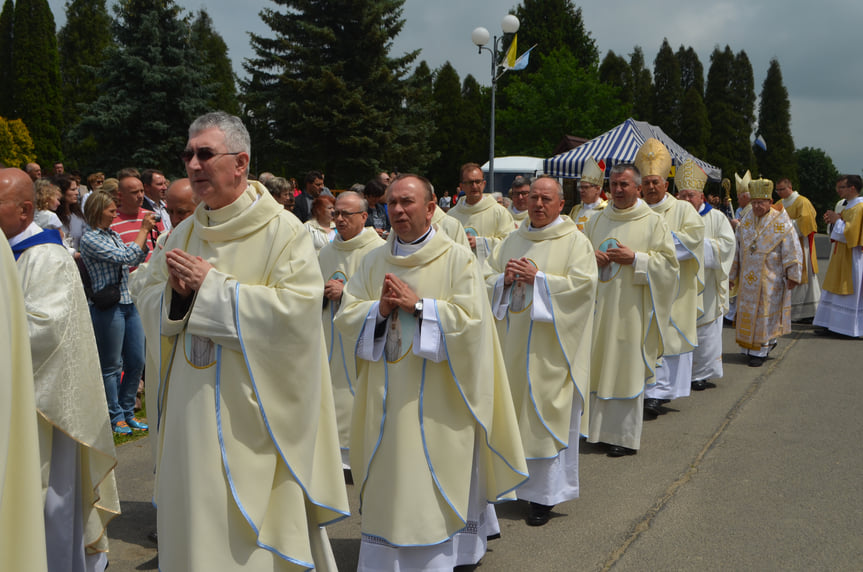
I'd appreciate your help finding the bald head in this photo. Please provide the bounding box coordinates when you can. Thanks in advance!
[165,178,198,228]
[0,168,36,239]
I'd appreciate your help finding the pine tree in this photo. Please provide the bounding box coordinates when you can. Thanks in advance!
[71,0,213,175]
[461,74,489,166]
[0,0,14,118]
[190,8,239,115]
[58,0,113,135]
[427,62,469,190]
[242,0,419,187]
[732,50,757,174]
[384,60,438,177]
[599,50,633,112]
[705,46,744,181]
[755,58,796,183]
[676,46,704,97]
[652,38,682,142]
[512,0,598,69]
[12,0,63,163]
[678,87,710,159]
[629,46,653,122]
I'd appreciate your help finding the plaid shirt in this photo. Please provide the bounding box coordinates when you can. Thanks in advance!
[79,228,148,304]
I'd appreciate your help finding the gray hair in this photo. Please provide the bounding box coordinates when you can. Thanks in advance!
[264,176,292,197]
[336,190,369,212]
[530,174,564,200]
[610,163,641,186]
[511,175,531,189]
[189,111,250,155]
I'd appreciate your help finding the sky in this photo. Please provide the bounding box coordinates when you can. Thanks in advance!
[47,0,862,175]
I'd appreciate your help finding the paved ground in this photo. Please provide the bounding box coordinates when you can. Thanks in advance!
[106,251,862,571]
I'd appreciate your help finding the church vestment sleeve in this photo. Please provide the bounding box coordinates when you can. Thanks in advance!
[186,269,240,352]
[831,219,847,242]
[530,271,554,323]
[355,301,385,362]
[633,251,649,284]
[490,275,510,320]
[703,238,719,270]
[673,233,695,261]
[415,299,446,363]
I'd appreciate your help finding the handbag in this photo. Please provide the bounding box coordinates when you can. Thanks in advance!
[77,258,122,310]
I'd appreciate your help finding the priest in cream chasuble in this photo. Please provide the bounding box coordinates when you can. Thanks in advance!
[335,175,527,570]
[486,176,597,525]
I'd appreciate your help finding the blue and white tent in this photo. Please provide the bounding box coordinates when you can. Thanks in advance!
[543,118,722,182]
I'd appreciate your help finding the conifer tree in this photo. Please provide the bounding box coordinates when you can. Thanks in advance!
[427,62,465,190]
[629,47,653,122]
[190,8,239,115]
[755,58,797,182]
[58,0,113,134]
[461,74,489,166]
[795,147,838,227]
[676,46,704,97]
[512,0,598,69]
[705,46,746,181]
[12,0,63,163]
[384,60,438,176]
[678,87,710,159]
[0,0,14,118]
[599,50,633,111]
[242,0,419,187]
[732,50,757,174]
[72,0,213,174]
[652,38,682,141]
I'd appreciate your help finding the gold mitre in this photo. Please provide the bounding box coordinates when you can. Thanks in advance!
[633,138,672,179]
[735,170,752,195]
[580,157,604,187]
[749,178,774,200]
[675,159,707,192]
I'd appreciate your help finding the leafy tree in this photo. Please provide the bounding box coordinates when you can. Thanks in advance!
[755,58,796,183]
[58,0,113,134]
[497,48,628,158]
[795,146,839,230]
[190,8,239,115]
[676,45,704,97]
[242,0,420,188]
[629,46,653,122]
[511,0,598,69]
[71,0,213,175]
[652,38,682,141]
[732,50,757,174]
[678,87,710,159]
[599,50,632,112]
[0,116,37,166]
[0,0,14,118]
[12,0,63,163]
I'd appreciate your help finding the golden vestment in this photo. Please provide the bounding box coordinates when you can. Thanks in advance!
[822,200,863,295]
[569,200,607,232]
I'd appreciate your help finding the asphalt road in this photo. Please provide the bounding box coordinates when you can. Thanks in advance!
[106,248,862,571]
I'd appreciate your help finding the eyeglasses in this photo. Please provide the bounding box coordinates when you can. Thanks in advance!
[461,179,485,186]
[332,210,364,218]
[180,148,240,164]
[512,191,530,197]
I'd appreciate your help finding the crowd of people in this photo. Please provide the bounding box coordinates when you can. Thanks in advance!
[1,112,862,571]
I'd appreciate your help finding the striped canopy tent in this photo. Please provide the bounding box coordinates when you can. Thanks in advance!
[543,118,722,182]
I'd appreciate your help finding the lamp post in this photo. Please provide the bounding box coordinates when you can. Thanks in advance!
[472,14,519,194]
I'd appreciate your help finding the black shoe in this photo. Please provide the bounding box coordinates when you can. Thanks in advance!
[487,532,501,541]
[147,530,158,544]
[643,398,663,416]
[607,444,637,457]
[747,355,766,367]
[813,327,831,336]
[691,379,717,391]
[526,502,554,526]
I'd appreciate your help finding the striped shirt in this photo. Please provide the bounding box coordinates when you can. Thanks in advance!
[110,208,165,264]
[79,228,148,305]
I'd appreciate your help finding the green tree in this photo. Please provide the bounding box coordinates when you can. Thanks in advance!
[652,38,682,141]
[497,48,628,158]
[0,0,14,118]
[12,0,63,163]
[460,74,489,167]
[676,45,703,97]
[678,87,710,158]
[0,116,37,167]
[242,0,420,188]
[384,60,438,177]
[599,50,632,112]
[795,146,839,230]
[427,62,464,189]
[705,46,749,182]
[190,8,239,115]
[58,0,113,135]
[755,58,796,183]
[732,50,757,174]
[71,0,213,175]
[629,46,653,122]
[512,0,598,69]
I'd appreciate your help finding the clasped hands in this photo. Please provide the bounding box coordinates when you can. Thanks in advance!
[166,248,213,298]
[504,257,538,286]
[378,273,419,318]
[594,244,636,267]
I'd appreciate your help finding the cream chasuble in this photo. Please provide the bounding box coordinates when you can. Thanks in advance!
[730,208,803,350]
[569,200,607,232]
[584,200,678,399]
[698,205,736,325]
[648,194,705,354]
[0,238,47,572]
[447,194,515,261]
[486,217,598,452]
[508,205,529,229]
[783,192,822,320]
[318,227,384,458]
[334,230,527,547]
[16,241,120,557]
[431,205,471,248]
[131,182,349,570]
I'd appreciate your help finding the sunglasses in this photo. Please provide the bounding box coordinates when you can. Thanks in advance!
[180,148,240,164]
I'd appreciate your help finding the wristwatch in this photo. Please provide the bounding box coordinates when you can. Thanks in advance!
[413,300,423,319]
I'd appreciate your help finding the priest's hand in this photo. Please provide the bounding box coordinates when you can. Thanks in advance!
[379,273,419,317]
[595,249,610,267]
[786,278,799,290]
[467,233,477,250]
[505,257,537,285]
[166,249,213,297]
[824,210,840,225]
[606,244,636,265]
[324,278,345,301]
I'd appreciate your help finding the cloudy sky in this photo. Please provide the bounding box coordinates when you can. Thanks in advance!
[48,0,862,175]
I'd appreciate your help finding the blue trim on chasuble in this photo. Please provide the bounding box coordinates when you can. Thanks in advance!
[434,299,529,496]
[358,304,389,516]
[525,319,567,460]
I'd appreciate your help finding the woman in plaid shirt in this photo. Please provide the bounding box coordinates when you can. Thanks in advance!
[80,191,158,435]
